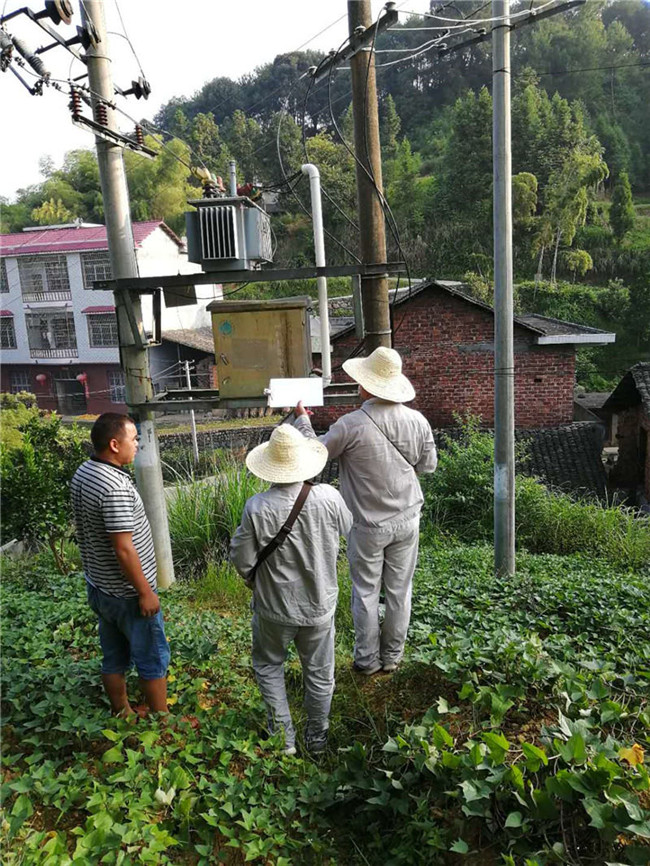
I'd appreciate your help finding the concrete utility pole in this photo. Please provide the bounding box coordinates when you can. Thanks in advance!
[347,0,391,352]
[184,360,200,466]
[80,0,175,588]
[492,0,516,576]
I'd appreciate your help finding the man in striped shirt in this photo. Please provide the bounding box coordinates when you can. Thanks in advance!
[71,413,170,715]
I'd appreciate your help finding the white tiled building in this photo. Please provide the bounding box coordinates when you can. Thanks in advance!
[0,221,218,413]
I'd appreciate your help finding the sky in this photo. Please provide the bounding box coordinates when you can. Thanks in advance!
[0,0,433,201]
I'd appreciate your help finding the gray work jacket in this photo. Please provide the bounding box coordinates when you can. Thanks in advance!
[294,398,437,529]
[230,482,352,626]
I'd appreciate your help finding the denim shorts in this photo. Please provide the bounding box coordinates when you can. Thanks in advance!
[86,582,171,680]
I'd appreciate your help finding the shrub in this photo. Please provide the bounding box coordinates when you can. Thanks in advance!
[0,391,41,450]
[421,422,650,567]
[421,417,495,542]
[0,412,87,571]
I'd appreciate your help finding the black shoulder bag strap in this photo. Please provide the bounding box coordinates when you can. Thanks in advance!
[360,407,415,469]
[246,482,313,583]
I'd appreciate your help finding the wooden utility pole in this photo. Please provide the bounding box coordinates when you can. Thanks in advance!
[348,0,391,351]
[80,0,175,587]
[492,0,516,576]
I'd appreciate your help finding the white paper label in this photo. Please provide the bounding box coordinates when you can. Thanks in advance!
[267,378,324,408]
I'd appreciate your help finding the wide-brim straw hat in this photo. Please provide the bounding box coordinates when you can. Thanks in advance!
[246,424,328,483]
[343,346,415,403]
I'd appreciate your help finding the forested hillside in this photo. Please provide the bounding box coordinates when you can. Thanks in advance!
[2,0,649,383]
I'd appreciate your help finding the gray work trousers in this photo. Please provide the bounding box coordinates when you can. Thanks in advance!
[251,611,335,749]
[347,517,420,670]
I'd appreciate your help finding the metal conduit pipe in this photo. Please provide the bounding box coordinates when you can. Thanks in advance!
[301,163,332,386]
[229,160,237,197]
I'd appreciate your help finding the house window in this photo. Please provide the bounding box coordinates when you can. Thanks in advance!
[108,370,126,403]
[18,255,71,301]
[25,311,78,358]
[10,370,30,394]
[1,316,16,349]
[81,252,112,289]
[87,313,119,347]
[0,259,8,293]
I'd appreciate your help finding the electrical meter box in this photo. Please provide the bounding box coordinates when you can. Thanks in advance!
[206,297,312,398]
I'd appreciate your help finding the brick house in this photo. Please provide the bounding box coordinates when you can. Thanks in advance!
[0,221,219,414]
[602,362,650,505]
[312,280,615,430]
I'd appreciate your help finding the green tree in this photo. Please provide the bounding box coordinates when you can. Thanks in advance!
[437,87,493,220]
[535,147,609,283]
[31,198,76,225]
[380,94,401,161]
[512,172,538,224]
[123,136,194,234]
[221,110,263,184]
[609,170,636,241]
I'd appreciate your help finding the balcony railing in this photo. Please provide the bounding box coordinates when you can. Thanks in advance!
[29,347,79,359]
[22,290,72,303]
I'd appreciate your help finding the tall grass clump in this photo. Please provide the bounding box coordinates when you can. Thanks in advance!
[421,420,650,568]
[192,560,251,612]
[167,456,266,579]
[515,475,650,570]
[160,446,228,483]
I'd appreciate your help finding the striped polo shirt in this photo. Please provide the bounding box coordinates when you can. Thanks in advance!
[70,458,157,597]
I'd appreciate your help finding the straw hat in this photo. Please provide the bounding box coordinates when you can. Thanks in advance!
[343,347,415,403]
[246,424,328,483]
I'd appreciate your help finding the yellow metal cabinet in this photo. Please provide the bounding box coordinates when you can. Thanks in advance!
[206,296,312,398]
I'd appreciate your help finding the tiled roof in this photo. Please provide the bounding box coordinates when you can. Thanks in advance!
[516,423,607,498]
[631,363,650,415]
[603,362,650,416]
[162,327,215,354]
[0,309,13,317]
[81,305,115,314]
[327,280,615,345]
[574,391,612,411]
[515,314,611,337]
[310,421,607,499]
[0,221,184,257]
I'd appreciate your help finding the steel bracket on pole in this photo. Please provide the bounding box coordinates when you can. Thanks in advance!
[93,262,406,293]
[310,5,399,83]
[71,114,158,157]
[126,383,360,413]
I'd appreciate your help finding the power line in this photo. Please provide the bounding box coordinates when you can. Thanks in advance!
[275,73,362,264]
[112,0,145,79]
[193,12,349,124]
[535,60,650,77]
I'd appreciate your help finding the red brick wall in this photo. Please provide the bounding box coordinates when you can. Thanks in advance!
[313,288,576,430]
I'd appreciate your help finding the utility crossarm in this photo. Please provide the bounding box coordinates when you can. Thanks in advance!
[309,3,399,84]
[93,261,406,292]
[437,0,585,59]
[1,6,86,65]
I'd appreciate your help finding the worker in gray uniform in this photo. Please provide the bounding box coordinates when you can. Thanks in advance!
[230,424,352,755]
[294,346,437,675]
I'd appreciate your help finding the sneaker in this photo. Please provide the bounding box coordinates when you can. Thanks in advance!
[305,731,328,754]
[352,661,383,676]
[382,662,399,673]
[283,745,297,757]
